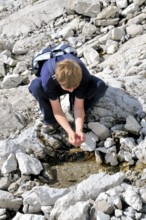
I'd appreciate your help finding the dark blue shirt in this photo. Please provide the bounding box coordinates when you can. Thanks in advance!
[40,54,91,100]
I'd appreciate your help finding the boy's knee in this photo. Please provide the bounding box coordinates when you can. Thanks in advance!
[29,78,42,95]
[96,80,108,97]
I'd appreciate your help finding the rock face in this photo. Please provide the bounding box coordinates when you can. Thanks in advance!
[0,0,146,219]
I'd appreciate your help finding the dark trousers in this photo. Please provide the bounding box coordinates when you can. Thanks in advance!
[28,76,108,124]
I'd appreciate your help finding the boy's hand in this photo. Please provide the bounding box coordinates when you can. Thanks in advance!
[68,131,77,146]
[76,131,85,144]
[68,131,85,147]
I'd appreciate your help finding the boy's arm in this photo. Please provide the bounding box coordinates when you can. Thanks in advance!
[50,99,77,146]
[74,97,86,143]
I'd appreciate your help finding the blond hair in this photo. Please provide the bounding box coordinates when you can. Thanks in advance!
[55,59,82,89]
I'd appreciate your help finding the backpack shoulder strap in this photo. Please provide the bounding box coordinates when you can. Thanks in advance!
[51,44,77,56]
[47,57,56,79]
[62,53,76,60]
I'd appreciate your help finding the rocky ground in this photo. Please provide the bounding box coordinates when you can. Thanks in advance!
[0,0,146,219]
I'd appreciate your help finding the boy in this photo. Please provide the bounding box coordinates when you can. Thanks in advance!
[29,53,107,147]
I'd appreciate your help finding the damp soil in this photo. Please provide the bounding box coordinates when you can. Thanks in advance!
[45,147,120,188]
[38,130,144,188]
[46,148,146,188]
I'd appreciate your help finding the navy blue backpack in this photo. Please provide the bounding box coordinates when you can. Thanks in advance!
[32,43,77,76]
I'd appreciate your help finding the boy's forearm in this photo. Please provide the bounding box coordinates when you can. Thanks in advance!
[74,107,85,132]
[54,111,74,134]
[50,99,74,135]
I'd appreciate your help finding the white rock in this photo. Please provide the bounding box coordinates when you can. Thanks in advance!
[132,138,146,161]
[32,185,69,206]
[0,0,64,38]
[82,23,96,37]
[104,138,115,148]
[1,154,17,174]
[105,152,118,166]
[80,132,98,152]
[120,137,136,151]
[127,13,146,25]
[58,201,90,220]
[94,210,110,220]
[76,172,125,200]
[110,27,125,41]
[126,24,143,38]
[0,60,5,77]
[13,61,28,75]
[122,3,138,16]
[106,40,119,54]
[50,190,87,219]
[0,209,6,216]
[141,119,146,128]
[122,189,142,211]
[12,212,45,220]
[115,209,123,217]
[93,199,114,215]
[133,0,145,6]
[139,188,146,203]
[0,140,25,158]
[116,0,128,8]
[0,190,22,210]
[16,152,43,175]
[73,0,101,17]
[83,46,100,65]
[95,150,103,164]
[97,6,118,19]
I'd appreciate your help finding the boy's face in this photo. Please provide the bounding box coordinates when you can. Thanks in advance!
[61,86,75,93]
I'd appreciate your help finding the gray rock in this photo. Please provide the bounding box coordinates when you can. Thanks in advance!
[124,115,141,134]
[1,74,24,89]
[0,0,64,38]
[88,122,111,140]
[13,61,28,75]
